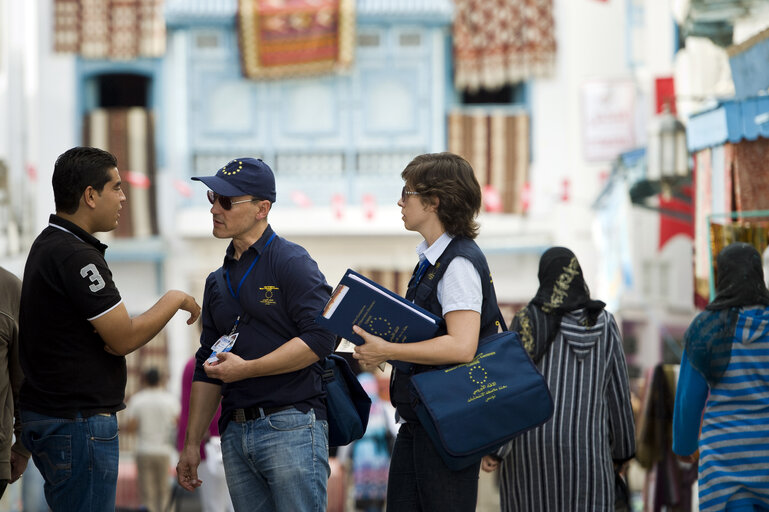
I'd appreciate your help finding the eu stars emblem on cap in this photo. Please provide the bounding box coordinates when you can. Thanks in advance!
[192,157,276,203]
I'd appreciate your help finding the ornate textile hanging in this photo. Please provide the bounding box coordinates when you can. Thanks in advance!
[694,139,769,308]
[83,107,158,238]
[237,0,355,80]
[448,109,530,214]
[53,0,166,60]
[453,0,556,91]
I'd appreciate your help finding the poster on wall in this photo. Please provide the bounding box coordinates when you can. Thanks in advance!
[581,80,637,162]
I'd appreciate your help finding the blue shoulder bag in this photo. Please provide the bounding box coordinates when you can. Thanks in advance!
[213,268,370,447]
[321,353,371,447]
[408,293,554,470]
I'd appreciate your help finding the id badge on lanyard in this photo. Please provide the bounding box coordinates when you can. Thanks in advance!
[208,232,277,365]
[206,316,240,364]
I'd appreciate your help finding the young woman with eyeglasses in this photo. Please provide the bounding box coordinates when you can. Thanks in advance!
[352,152,502,511]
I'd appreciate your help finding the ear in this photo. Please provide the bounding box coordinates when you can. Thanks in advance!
[427,195,439,212]
[256,200,272,220]
[82,186,98,209]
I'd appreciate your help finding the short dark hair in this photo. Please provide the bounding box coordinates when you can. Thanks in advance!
[401,152,482,239]
[52,147,118,214]
[143,368,160,387]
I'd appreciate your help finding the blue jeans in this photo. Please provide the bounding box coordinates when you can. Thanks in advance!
[386,422,480,512]
[221,408,329,512]
[20,409,119,512]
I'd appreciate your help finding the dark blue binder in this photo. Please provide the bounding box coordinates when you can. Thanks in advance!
[316,269,443,370]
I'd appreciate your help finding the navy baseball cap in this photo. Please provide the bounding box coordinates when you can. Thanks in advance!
[191,157,276,203]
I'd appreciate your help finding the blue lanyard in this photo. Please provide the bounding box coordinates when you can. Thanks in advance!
[225,232,277,299]
[413,258,430,285]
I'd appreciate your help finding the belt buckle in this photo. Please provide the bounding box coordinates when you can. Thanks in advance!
[233,409,247,422]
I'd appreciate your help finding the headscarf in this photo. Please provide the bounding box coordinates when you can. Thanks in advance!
[685,242,769,385]
[706,242,769,311]
[513,247,606,363]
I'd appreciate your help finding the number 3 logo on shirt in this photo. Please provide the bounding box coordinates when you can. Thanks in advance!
[80,263,106,292]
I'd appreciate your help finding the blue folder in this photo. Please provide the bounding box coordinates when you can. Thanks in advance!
[316,269,443,370]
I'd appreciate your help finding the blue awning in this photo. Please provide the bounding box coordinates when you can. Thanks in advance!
[357,0,453,23]
[165,0,453,26]
[165,0,237,25]
[686,96,769,152]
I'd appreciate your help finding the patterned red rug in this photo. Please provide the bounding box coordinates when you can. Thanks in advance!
[53,0,165,59]
[453,0,556,91]
[238,0,355,79]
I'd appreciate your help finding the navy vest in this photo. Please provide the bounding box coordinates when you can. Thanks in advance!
[391,237,501,421]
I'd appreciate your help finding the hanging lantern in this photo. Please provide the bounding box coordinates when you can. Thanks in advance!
[647,103,689,199]
[659,106,688,175]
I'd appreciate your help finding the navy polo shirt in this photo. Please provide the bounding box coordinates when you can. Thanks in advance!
[19,215,126,417]
[193,225,336,432]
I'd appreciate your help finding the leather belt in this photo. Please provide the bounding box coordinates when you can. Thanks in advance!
[232,405,294,423]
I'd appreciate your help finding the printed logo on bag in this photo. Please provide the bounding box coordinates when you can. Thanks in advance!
[445,352,508,404]
[259,285,279,305]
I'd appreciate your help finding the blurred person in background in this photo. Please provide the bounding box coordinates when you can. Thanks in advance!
[20,463,47,512]
[350,372,392,512]
[482,246,636,511]
[177,356,233,512]
[673,242,769,512]
[0,267,29,500]
[18,146,200,511]
[123,367,179,512]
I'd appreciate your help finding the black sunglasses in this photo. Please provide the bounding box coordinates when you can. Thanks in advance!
[207,190,259,210]
[401,186,420,202]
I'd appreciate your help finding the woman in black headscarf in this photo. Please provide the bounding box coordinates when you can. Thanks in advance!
[673,242,769,512]
[511,246,606,363]
[482,247,636,511]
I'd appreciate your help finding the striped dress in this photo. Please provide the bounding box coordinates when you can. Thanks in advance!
[673,306,769,512]
[498,309,636,511]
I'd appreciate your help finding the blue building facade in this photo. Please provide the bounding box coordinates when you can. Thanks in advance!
[74,0,455,213]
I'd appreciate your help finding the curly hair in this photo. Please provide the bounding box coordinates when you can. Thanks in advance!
[52,146,117,214]
[401,152,482,239]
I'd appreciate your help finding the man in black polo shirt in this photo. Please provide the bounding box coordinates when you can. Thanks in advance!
[19,146,201,511]
[176,158,336,511]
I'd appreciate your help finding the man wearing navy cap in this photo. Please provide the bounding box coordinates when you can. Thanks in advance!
[177,158,336,511]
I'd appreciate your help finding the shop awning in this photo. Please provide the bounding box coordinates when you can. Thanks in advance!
[686,96,769,153]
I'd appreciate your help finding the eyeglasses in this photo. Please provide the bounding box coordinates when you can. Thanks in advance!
[401,186,420,202]
[207,190,258,210]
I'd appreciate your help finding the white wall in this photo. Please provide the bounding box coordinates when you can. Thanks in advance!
[33,0,77,236]
[525,0,632,299]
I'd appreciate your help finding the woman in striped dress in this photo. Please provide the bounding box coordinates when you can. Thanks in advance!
[482,246,636,511]
[673,242,769,512]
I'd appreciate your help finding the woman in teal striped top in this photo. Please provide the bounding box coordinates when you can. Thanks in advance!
[673,242,769,512]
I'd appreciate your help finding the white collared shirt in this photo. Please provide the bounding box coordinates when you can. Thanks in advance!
[416,232,482,316]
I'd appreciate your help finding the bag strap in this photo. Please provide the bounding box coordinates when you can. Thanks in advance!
[413,251,508,333]
[496,311,508,332]
[213,267,251,324]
